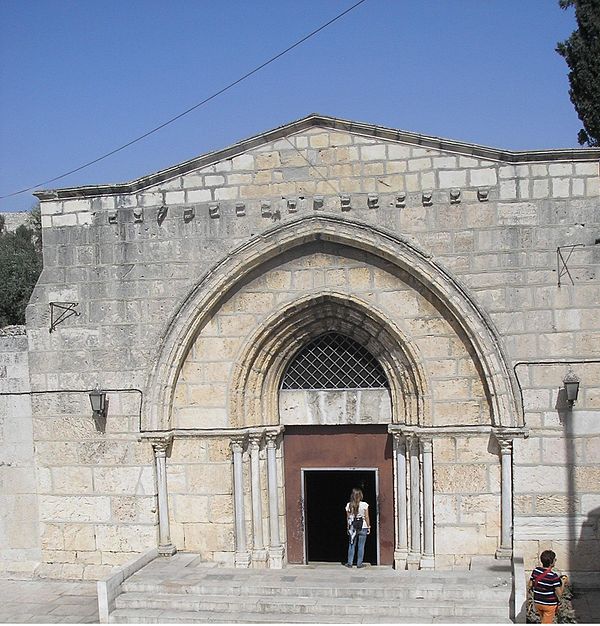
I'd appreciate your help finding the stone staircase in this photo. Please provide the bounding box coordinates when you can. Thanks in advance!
[108,553,514,623]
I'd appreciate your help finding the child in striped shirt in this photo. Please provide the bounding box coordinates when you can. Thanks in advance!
[529,550,567,624]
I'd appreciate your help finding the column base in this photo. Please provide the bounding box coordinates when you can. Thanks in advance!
[251,549,268,568]
[495,546,513,560]
[393,549,408,570]
[420,554,435,570]
[268,546,284,569]
[406,552,421,570]
[158,543,177,556]
[235,551,251,568]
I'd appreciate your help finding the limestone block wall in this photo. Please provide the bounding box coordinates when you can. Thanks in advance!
[0,327,40,574]
[167,436,285,565]
[172,245,490,429]
[30,125,599,403]
[513,362,600,579]
[33,389,156,579]
[433,435,501,568]
[21,117,599,571]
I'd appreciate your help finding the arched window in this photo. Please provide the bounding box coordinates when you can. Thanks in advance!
[281,332,389,390]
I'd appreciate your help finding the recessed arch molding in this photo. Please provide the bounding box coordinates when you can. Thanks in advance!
[141,215,522,432]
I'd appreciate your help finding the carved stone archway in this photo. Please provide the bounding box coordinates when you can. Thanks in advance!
[141,215,521,433]
[229,292,430,428]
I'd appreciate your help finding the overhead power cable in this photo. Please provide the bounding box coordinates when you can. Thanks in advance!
[0,0,368,200]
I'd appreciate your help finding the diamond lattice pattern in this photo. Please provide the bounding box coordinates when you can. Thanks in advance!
[281,332,389,390]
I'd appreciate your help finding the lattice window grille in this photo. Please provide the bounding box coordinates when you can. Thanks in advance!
[281,332,389,390]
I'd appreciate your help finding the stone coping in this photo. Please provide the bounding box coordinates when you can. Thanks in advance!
[97,547,158,623]
[34,113,600,201]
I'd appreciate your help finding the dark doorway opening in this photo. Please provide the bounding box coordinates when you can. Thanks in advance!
[303,469,378,565]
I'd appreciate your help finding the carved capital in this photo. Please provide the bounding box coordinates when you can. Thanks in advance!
[149,435,173,458]
[407,433,421,454]
[497,437,513,454]
[421,437,433,454]
[248,432,263,451]
[230,435,247,455]
[265,430,281,449]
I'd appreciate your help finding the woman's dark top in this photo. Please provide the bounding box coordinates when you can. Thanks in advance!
[530,567,562,606]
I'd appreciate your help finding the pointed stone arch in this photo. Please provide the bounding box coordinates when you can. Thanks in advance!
[141,215,521,432]
[228,292,431,429]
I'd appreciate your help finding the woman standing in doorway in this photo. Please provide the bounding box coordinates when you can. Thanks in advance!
[345,488,370,568]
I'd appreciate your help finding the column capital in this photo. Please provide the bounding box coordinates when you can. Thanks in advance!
[420,437,433,453]
[230,434,248,455]
[492,429,517,453]
[248,431,264,450]
[265,428,283,449]
[149,435,173,457]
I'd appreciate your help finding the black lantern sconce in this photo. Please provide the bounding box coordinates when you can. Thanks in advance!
[89,387,107,431]
[563,370,580,406]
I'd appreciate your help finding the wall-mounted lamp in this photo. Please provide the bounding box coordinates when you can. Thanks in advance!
[563,370,580,406]
[89,387,107,431]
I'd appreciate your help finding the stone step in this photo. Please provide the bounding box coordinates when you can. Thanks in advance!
[114,591,510,619]
[109,607,512,624]
[122,579,510,602]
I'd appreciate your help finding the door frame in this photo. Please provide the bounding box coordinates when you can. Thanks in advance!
[300,466,380,565]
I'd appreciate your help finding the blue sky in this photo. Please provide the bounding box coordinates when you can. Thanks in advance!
[0,0,582,212]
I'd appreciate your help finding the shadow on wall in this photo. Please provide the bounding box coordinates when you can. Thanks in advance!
[556,388,600,580]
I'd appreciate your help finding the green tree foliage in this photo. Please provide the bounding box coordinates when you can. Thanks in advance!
[0,206,43,327]
[557,0,600,147]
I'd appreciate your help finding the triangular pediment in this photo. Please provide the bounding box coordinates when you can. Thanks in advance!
[35,113,599,200]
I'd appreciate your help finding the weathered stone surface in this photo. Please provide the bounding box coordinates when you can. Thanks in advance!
[434,465,488,493]
[2,118,599,574]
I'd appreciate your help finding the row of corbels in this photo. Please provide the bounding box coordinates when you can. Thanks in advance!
[106,188,490,224]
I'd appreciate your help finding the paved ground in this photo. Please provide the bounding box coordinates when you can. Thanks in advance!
[0,577,598,623]
[0,579,98,623]
[571,586,600,624]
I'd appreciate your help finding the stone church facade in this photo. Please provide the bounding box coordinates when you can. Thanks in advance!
[1,114,599,582]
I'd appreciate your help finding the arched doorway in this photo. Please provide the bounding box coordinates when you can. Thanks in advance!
[279,331,394,565]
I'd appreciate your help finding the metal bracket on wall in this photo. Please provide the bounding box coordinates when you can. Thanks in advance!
[49,302,79,333]
[557,244,585,287]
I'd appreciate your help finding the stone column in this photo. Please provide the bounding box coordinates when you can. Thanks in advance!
[150,436,176,556]
[392,432,408,569]
[496,437,513,559]
[249,433,267,566]
[265,431,284,568]
[407,434,421,569]
[231,436,250,568]
[420,437,434,569]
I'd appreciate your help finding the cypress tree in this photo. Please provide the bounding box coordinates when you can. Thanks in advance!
[556,0,600,147]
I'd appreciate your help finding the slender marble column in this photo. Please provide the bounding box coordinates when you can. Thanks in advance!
[407,435,421,569]
[231,436,250,568]
[249,433,267,566]
[150,437,176,556]
[392,433,408,569]
[266,431,283,568]
[496,437,513,559]
[421,437,434,569]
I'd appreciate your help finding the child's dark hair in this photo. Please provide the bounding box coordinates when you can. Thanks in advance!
[540,550,556,568]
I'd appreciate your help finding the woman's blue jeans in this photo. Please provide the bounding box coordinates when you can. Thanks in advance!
[347,529,368,566]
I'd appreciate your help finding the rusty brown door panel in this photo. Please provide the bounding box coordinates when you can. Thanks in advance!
[283,425,394,565]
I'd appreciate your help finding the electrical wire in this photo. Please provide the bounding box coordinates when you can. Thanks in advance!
[0,0,368,200]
